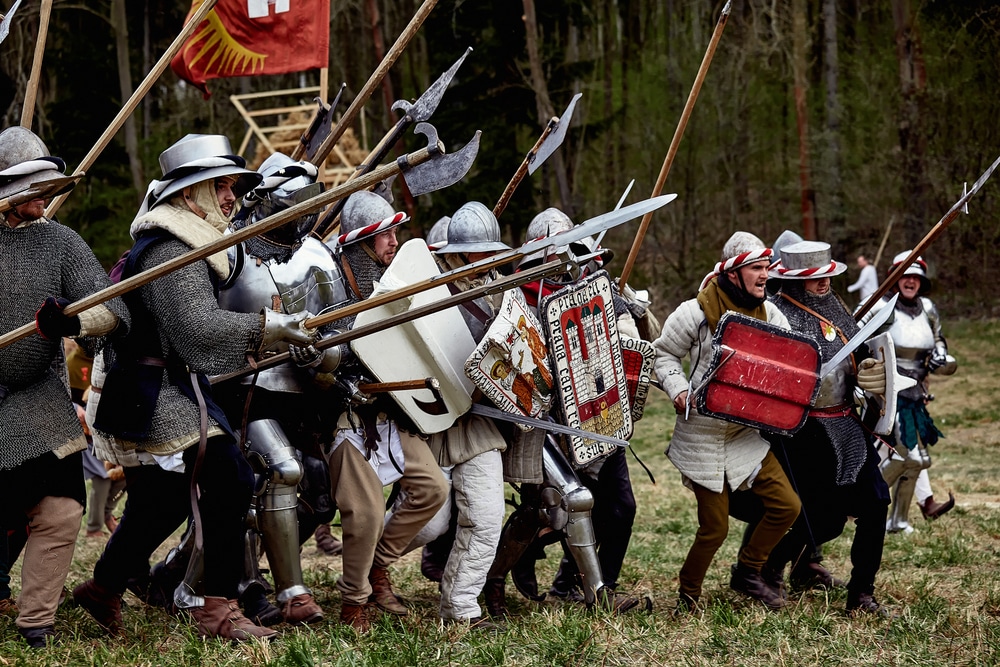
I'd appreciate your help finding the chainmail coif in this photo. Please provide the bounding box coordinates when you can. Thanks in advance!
[331,242,386,330]
[771,281,867,485]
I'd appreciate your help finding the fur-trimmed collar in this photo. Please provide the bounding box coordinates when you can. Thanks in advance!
[130,199,230,280]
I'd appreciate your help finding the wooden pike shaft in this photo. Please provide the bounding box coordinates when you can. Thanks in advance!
[855,153,1000,321]
[493,118,556,219]
[44,0,220,218]
[211,258,567,385]
[21,0,53,129]
[309,0,439,168]
[359,378,436,393]
[617,0,732,288]
[0,144,440,350]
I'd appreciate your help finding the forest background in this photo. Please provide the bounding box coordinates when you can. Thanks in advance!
[1,0,998,316]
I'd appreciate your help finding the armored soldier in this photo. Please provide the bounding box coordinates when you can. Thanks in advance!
[863,251,956,533]
[763,241,891,615]
[0,126,129,648]
[77,134,317,642]
[324,190,448,631]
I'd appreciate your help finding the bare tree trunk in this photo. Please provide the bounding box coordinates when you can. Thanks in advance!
[822,0,845,244]
[111,0,143,195]
[522,0,573,216]
[791,0,816,240]
[891,0,930,248]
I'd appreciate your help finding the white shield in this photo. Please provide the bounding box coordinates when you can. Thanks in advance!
[350,239,476,433]
[865,332,919,435]
[464,289,554,425]
[541,270,633,467]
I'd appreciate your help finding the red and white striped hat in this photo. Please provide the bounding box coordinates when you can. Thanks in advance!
[699,232,774,290]
[336,210,408,246]
[767,241,847,280]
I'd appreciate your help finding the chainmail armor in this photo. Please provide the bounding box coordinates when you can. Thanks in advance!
[771,281,867,485]
[332,242,386,329]
[0,219,129,470]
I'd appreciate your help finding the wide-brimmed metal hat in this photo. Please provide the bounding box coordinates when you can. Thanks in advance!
[145,134,260,211]
[890,250,931,295]
[767,240,847,279]
[0,127,76,200]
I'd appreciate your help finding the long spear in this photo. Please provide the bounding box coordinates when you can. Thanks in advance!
[44,0,220,218]
[0,135,457,350]
[617,0,732,288]
[855,154,1000,321]
[20,0,52,128]
[307,0,439,168]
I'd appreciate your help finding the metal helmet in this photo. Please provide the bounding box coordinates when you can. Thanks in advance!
[768,240,847,279]
[770,229,804,267]
[526,207,574,241]
[241,152,324,243]
[436,201,510,254]
[891,250,931,294]
[0,127,75,200]
[337,190,409,246]
[144,134,261,212]
[425,216,451,250]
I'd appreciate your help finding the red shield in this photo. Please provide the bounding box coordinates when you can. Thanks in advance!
[696,312,821,436]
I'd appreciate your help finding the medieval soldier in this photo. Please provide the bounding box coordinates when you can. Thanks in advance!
[763,240,891,615]
[654,232,801,612]
[863,251,956,533]
[77,134,318,642]
[0,127,129,648]
[324,190,448,631]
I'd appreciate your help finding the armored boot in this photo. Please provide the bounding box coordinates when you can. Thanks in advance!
[887,474,918,534]
[368,566,407,616]
[919,492,955,520]
[190,596,277,642]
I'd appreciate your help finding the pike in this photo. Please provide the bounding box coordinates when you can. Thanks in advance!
[316,48,473,239]
[618,0,732,288]
[210,257,575,385]
[20,0,52,128]
[855,154,1000,320]
[468,404,629,448]
[308,0,440,169]
[0,173,84,214]
[493,93,582,219]
[289,83,347,163]
[0,124,481,350]
[44,0,221,218]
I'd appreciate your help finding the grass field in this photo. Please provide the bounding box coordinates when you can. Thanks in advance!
[2,319,998,666]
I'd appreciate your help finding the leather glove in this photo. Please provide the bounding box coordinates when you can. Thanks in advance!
[260,309,317,351]
[35,297,81,340]
[857,358,886,395]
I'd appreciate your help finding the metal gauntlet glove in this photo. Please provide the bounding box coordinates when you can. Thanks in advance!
[260,309,317,352]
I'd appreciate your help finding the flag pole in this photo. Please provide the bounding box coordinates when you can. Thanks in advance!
[20,0,52,129]
[44,0,219,218]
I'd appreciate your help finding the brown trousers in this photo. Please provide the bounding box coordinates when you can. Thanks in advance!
[678,450,800,600]
[328,430,447,605]
[17,495,83,629]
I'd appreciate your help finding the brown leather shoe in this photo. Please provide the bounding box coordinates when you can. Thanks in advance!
[368,566,407,616]
[790,561,846,591]
[0,597,19,617]
[73,578,123,635]
[314,523,343,556]
[730,562,785,610]
[339,601,372,632]
[190,596,278,642]
[919,493,956,520]
[282,593,324,625]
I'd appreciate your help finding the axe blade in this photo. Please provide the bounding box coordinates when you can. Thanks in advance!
[306,84,346,162]
[401,126,481,197]
[528,92,582,175]
[393,47,472,123]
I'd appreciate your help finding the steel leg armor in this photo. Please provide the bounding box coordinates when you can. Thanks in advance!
[883,443,931,533]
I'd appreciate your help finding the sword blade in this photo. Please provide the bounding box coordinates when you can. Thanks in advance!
[468,403,629,447]
[820,293,897,377]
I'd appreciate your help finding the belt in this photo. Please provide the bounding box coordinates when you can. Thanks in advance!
[808,403,852,418]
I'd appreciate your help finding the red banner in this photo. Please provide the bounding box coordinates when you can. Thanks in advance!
[171,0,330,96]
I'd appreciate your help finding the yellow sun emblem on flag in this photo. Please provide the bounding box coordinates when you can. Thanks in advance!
[183,1,267,77]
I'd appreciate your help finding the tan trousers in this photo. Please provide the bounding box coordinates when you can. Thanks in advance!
[679,451,800,600]
[329,430,447,604]
[17,495,84,629]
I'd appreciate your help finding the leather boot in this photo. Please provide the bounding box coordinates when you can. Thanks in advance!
[18,625,57,648]
[790,560,846,591]
[314,523,343,556]
[511,551,545,601]
[368,566,407,616]
[919,492,956,520]
[484,578,509,618]
[0,598,19,617]
[282,592,324,625]
[595,585,650,614]
[190,596,278,642]
[339,601,372,632]
[73,578,123,635]
[730,562,785,610]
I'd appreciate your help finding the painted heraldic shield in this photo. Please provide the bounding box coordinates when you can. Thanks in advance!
[541,270,633,467]
[696,312,821,436]
[465,289,554,425]
[351,239,476,433]
[620,336,655,423]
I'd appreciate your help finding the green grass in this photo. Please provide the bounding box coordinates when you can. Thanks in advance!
[3,318,999,665]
